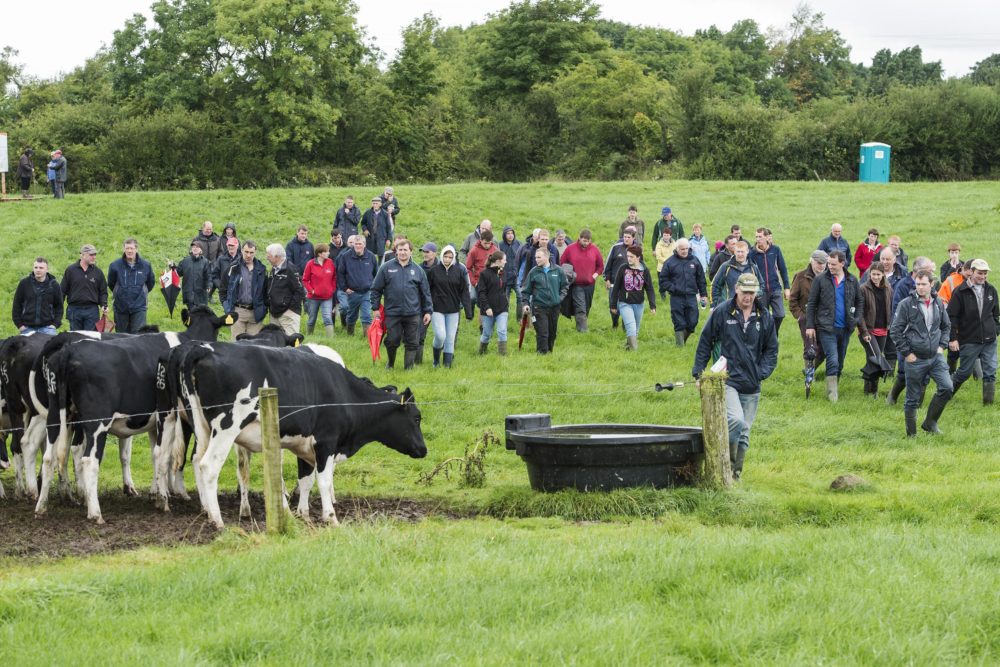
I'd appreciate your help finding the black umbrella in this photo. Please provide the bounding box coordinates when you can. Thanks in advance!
[804,343,817,398]
[159,265,181,317]
[861,338,893,381]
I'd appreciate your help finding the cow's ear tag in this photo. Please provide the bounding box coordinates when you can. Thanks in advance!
[399,395,405,405]
[225,314,235,325]
[294,338,301,347]
[183,316,191,326]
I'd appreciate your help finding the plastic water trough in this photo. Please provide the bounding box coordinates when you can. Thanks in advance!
[504,414,704,492]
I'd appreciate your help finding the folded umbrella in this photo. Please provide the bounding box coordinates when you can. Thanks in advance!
[367,305,386,363]
[518,309,530,350]
[159,265,181,317]
[861,338,893,380]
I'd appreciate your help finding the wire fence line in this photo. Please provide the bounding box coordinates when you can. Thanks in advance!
[0,386,672,435]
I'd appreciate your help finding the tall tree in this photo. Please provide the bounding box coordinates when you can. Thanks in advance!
[770,5,855,105]
[968,53,1000,87]
[866,46,942,96]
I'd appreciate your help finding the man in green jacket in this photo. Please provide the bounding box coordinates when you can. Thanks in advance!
[522,246,569,355]
[650,206,684,253]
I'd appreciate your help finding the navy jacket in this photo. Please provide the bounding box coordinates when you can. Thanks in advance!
[333,205,361,237]
[108,254,155,314]
[748,244,790,292]
[711,259,763,303]
[659,252,707,298]
[337,249,379,292]
[224,258,268,323]
[370,259,433,317]
[362,208,393,256]
[285,237,315,274]
[693,297,779,395]
[805,270,865,334]
[818,235,852,267]
[12,273,63,329]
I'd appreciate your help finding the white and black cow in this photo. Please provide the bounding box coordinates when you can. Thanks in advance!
[37,307,236,523]
[176,343,426,528]
[152,324,310,513]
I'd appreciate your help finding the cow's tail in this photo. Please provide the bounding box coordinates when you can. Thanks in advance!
[47,349,72,470]
[176,345,214,469]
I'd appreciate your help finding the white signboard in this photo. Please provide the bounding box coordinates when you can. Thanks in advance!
[0,132,8,173]
[874,150,885,160]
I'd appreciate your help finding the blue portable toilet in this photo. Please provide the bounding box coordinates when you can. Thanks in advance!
[859,142,891,183]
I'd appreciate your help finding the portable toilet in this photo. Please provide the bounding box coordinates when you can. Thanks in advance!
[859,142,891,183]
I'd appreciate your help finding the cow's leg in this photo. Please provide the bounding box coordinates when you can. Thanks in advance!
[295,457,316,519]
[315,454,339,525]
[0,434,8,471]
[119,436,138,497]
[82,424,111,524]
[197,427,238,529]
[188,397,213,510]
[153,413,175,511]
[70,439,85,503]
[11,437,26,499]
[237,447,251,518]
[170,419,191,501]
[20,415,46,501]
[36,406,71,515]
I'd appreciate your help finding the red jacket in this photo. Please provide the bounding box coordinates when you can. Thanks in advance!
[302,257,336,300]
[560,241,605,286]
[465,241,499,286]
[854,242,883,277]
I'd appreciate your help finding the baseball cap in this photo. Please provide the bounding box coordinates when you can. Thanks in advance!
[661,206,671,215]
[736,273,760,293]
[227,237,240,248]
[971,259,991,271]
[80,244,97,255]
[421,242,438,252]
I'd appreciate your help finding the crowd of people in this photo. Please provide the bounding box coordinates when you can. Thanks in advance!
[9,190,997,480]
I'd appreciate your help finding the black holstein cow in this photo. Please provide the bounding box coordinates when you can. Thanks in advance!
[178,343,426,528]
[152,324,310,513]
[37,307,236,523]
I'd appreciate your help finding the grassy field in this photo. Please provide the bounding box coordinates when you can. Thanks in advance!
[2,181,1000,663]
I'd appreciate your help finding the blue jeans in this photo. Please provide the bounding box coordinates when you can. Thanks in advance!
[305,297,334,327]
[725,385,760,453]
[481,311,509,343]
[904,355,953,410]
[818,327,851,377]
[20,325,58,336]
[66,305,100,331]
[341,290,372,327]
[617,302,645,337]
[432,312,460,353]
[954,340,998,384]
[114,308,147,334]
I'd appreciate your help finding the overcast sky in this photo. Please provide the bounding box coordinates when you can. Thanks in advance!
[1,0,997,80]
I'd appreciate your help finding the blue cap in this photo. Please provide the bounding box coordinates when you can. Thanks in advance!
[662,206,671,215]
[421,242,438,252]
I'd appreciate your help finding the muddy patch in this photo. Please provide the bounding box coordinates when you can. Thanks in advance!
[1,484,457,560]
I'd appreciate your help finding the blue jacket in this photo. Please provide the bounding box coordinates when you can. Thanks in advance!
[711,259,763,303]
[818,234,852,267]
[693,297,779,395]
[370,259,433,317]
[285,237,315,274]
[659,252,707,298]
[336,249,379,292]
[688,234,711,273]
[108,254,155,314]
[224,258,268,323]
[362,208,393,256]
[748,243,790,293]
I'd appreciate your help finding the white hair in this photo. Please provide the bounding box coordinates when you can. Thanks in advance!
[676,238,690,248]
[266,243,286,259]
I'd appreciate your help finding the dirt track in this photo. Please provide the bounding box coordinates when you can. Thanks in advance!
[1,484,450,560]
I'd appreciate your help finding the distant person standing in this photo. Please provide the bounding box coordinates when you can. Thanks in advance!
[46,152,57,196]
[61,244,107,331]
[818,224,851,268]
[285,225,315,274]
[333,195,361,238]
[618,205,645,245]
[108,238,155,333]
[12,257,62,335]
[177,241,211,308]
[15,148,34,199]
[650,207,684,253]
[603,227,637,329]
[522,246,569,355]
[302,243,337,337]
[336,235,379,335]
[191,221,222,263]
[380,186,400,221]
[362,197,393,259]
[265,244,306,336]
[49,150,67,199]
[214,237,242,306]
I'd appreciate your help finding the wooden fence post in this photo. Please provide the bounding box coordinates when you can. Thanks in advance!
[698,371,732,489]
[259,387,289,535]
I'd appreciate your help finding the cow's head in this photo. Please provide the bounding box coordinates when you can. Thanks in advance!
[384,387,426,459]
[181,306,238,341]
[236,324,303,348]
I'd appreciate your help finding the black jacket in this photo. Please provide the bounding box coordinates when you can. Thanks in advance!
[213,250,242,301]
[178,254,211,307]
[805,270,865,334]
[947,281,999,345]
[266,262,306,317]
[370,259,433,317]
[427,261,472,317]
[660,252,707,298]
[333,205,361,237]
[285,237,315,274]
[12,273,63,329]
[477,266,509,316]
[61,262,107,308]
[693,297,779,395]
[890,294,950,359]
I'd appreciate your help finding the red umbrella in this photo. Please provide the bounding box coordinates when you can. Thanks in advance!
[367,305,386,362]
[518,309,530,350]
[159,265,181,317]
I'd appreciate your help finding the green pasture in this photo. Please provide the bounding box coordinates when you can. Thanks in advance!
[2,181,1000,663]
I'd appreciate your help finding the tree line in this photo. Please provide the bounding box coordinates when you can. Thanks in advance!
[1,0,999,191]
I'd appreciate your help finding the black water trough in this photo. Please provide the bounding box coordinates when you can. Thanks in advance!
[505,414,704,492]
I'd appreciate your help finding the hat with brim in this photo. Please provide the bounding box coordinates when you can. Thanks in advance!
[736,273,760,293]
